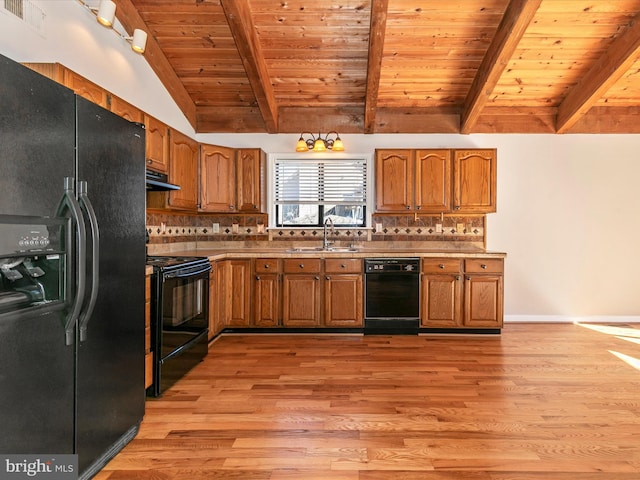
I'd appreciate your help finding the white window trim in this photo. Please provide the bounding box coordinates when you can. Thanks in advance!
[267,152,374,229]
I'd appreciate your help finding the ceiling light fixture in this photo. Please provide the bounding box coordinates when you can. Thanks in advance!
[78,0,148,54]
[295,131,345,152]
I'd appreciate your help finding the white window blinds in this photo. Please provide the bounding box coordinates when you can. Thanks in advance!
[274,158,367,206]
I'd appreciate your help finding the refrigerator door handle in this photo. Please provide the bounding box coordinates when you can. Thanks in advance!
[77,180,100,342]
[56,177,86,346]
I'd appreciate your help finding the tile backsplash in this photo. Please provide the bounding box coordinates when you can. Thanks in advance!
[147,212,485,248]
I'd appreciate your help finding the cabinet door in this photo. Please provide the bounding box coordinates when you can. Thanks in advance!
[453,149,496,213]
[324,274,363,327]
[225,260,251,327]
[420,273,462,327]
[375,149,414,212]
[464,274,503,327]
[282,275,321,326]
[168,130,199,210]
[63,69,109,108]
[144,114,169,173]
[200,144,236,212]
[415,149,451,212]
[236,148,265,212]
[110,95,144,123]
[254,274,280,327]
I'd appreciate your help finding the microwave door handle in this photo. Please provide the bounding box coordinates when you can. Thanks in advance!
[56,177,86,346]
[77,181,99,343]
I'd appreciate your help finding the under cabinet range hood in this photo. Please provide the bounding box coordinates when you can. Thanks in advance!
[146,169,180,191]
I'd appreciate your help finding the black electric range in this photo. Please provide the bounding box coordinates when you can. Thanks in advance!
[146,255,210,271]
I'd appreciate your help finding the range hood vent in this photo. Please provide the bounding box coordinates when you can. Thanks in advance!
[146,169,180,191]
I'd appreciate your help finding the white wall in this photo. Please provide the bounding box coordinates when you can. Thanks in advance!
[3,1,640,322]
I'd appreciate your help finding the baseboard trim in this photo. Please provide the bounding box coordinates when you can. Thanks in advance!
[505,315,640,324]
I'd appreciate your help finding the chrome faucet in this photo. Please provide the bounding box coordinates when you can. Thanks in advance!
[323,217,335,249]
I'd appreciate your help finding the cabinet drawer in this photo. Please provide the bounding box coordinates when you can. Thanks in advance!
[255,258,280,273]
[465,258,503,274]
[283,258,322,274]
[422,258,462,274]
[325,258,362,274]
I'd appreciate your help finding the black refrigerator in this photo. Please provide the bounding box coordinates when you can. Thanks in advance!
[0,54,145,478]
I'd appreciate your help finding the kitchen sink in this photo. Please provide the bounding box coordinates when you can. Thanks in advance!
[287,246,359,253]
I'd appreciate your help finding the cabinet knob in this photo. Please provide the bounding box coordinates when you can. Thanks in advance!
[466,275,471,280]
[340,264,346,269]
[481,264,487,269]
[299,264,304,269]
[455,206,461,210]
[406,205,411,210]
[264,264,270,269]
[147,159,152,164]
[416,205,421,210]
[325,276,330,280]
[256,275,261,280]
[439,264,445,269]
[314,276,320,281]
[456,275,461,281]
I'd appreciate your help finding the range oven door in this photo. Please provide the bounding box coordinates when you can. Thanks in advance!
[158,263,210,359]
[151,261,210,396]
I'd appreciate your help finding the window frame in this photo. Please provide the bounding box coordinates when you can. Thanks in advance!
[267,152,373,229]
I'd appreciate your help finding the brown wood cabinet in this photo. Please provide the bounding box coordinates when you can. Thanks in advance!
[253,259,281,327]
[236,148,266,212]
[200,145,266,213]
[200,144,236,212]
[324,259,363,327]
[221,259,252,327]
[375,148,496,214]
[144,114,169,174]
[167,130,199,210]
[109,95,144,123]
[208,261,220,340]
[453,149,497,213]
[421,257,503,328]
[282,259,322,327]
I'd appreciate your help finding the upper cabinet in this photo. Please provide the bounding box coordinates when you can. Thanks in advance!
[375,148,496,214]
[200,145,266,213]
[236,148,266,212]
[453,149,496,213]
[144,114,170,174]
[167,130,199,210]
[109,95,144,124]
[200,144,236,212]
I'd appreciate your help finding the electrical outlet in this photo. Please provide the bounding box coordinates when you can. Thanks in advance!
[232,223,239,234]
[456,223,465,233]
[375,222,383,233]
[257,223,265,234]
[435,223,442,233]
[212,223,219,233]
[467,223,474,234]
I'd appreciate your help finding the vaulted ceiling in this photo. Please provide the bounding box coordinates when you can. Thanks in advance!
[113,0,640,134]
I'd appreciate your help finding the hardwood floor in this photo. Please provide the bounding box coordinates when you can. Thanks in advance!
[97,323,640,479]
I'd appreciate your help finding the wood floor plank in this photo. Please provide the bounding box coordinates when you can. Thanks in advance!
[100,323,640,479]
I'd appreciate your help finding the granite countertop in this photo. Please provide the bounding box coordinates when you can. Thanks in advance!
[148,245,506,261]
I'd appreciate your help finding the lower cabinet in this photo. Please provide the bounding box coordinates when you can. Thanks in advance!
[421,257,503,328]
[220,259,252,327]
[254,258,281,327]
[324,259,363,327]
[282,259,322,327]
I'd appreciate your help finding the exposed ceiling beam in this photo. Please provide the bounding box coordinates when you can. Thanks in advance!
[556,12,640,133]
[113,0,197,129]
[364,0,389,134]
[460,0,542,134]
[220,0,278,133]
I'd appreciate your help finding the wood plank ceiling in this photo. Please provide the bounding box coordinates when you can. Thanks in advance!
[113,0,640,134]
